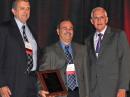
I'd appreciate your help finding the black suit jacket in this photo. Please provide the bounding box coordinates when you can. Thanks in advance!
[85,26,130,97]
[0,18,39,97]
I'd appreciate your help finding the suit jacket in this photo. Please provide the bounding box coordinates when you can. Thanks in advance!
[85,26,130,97]
[39,42,89,97]
[0,18,39,97]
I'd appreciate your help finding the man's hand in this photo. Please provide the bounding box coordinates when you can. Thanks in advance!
[39,90,55,97]
[117,89,126,97]
[0,86,11,97]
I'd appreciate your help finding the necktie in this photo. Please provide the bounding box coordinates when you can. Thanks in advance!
[64,45,73,64]
[96,33,102,53]
[22,25,33,73]
[64,45,77,91]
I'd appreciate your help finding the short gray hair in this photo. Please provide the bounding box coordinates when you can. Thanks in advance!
[91,7,107,18]
[12,0,29,9]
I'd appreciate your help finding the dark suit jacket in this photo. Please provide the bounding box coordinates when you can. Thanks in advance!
[0,18,39,97]
[39,42,89,97]
[85,26,130,97]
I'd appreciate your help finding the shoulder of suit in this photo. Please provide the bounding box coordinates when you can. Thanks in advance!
[72,42,86,50]
[0,20,12,36]
[72,42,87,56]
[44,42,58,52]
[108,26,124,34]
[50,43,57,49]
[84,33,94,44]
[72,42,84,46]
[0,20,11,28]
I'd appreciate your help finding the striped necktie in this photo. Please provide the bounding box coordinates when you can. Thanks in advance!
[96,33,102,53]
[64,45,77,91]
[22,25,33,74]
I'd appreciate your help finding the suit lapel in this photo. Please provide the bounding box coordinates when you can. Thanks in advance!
[71,43,81,70]
[9,19,37,51]
[98,26,112,58]
[70,43,79,77]
[9,19,25,50]
[55,42,66,66]
[56,42,66,58]
[89,35,97,60]
[71,43,76,60]
[27,24,37,41]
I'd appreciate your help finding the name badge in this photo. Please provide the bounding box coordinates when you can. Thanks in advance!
[25,42,33,55]
[66,64,76,75]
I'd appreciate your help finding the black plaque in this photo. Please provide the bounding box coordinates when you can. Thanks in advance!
[37,70,67,96]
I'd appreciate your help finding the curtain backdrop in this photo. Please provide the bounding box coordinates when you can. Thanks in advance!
[124,0,130,45]
[0,0,130,48]
[0,0,129,46]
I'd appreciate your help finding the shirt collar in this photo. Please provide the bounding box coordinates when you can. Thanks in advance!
[96,26,107,36]
[60,41,71,50]
[14,17,27,30]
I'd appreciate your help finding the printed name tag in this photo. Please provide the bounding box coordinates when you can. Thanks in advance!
[66,64,76,75]
[25,42,32,49]
[25,42,33,55]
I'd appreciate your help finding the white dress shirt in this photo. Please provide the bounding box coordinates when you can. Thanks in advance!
[94,26,107,57]
[15,17,37,71]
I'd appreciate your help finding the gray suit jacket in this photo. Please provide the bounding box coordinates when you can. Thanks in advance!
[39,42,89,97]
[85,26,130,97]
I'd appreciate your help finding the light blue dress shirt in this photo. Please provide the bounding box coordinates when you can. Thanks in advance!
[15,17,37,71]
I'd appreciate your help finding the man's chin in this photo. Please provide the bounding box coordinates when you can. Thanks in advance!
[65,40,72,43]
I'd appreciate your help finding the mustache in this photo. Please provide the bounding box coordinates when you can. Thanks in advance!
[64,32,73,35]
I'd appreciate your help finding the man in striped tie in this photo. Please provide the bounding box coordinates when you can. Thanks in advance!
[85,7,130,97]
[0,0,39,97]
[39,19,89,97]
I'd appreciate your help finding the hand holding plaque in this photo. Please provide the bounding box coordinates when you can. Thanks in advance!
[37,70,67,96]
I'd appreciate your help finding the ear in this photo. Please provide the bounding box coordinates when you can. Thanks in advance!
[11,8,16,15]
[90,18,94,24]
[56,28,59,35]
[105,17,108,24]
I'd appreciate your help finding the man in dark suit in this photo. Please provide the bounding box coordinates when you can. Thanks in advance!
[0,0,39,97]
[39,20,89,97]
[85,7,130,97]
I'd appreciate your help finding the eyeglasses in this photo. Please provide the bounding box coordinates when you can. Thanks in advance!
[92,16,106,21]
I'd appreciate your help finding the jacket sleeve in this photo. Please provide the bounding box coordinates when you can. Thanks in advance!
[0,26,8,87]
[118,30,130,90]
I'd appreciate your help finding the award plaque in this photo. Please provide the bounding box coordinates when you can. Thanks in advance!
[37,70,67,96]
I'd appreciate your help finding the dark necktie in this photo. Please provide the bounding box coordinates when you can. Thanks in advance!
[64,45,77,91]
[22,25,33,73]
[64,45,73,64]
[96,33,102,53]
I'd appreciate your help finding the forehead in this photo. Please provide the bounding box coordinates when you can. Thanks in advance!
[16,1,30,7]
[60,21,73,27]
[93,9,106,16]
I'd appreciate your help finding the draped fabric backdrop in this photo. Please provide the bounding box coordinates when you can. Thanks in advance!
[0,0,130,96]
[124,0,130,44]
[0,0,130,47]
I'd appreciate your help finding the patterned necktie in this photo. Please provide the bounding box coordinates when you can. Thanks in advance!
[22,25,33,73]
[96,33,102,53]
[64,45,73,64]
[64,45,77,91]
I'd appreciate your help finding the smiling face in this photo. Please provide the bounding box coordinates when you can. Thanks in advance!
[12,1,30,24]
[91,7,108,32]
[57,20,74,45]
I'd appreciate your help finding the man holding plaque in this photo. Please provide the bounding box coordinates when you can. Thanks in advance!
[39,19,89,97]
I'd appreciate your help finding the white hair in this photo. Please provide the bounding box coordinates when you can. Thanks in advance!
[91,7,108,18]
